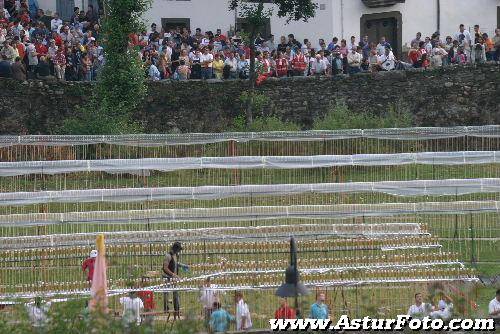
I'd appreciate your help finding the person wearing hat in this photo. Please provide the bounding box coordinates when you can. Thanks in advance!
[162,241,188,316]
[82,250,97,285]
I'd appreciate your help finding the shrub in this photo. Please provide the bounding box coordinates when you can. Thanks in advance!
[230,115,300,132]
[313,101,413,130]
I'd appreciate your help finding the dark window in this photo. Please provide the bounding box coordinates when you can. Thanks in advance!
[161,18,191,32]
[236,18,271,39]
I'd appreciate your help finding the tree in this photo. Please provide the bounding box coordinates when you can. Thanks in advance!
[229,0,317,124]
[59,0,151,134]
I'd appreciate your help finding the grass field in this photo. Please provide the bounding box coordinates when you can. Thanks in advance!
[0,136,499,328]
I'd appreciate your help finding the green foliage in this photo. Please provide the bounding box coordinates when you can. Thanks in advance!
[238,91,270,113]
[170,317,202,334]
[313,102,413,130]
[97,0,151,118]
[232,91,300,131]
[228,0,317,124]
[58,108,143,135]
[229,0,317,23]
[230,114,300,132]
[58,0,151,134]
[0,298,199,333]
[233,1,273,31]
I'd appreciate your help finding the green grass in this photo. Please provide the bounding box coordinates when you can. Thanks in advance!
[0,139,499,326]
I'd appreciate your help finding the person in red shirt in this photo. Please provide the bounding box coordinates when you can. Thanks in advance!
[19,11,31,25]
[129,33,139,47]
[291,49,307,76]
[138,276,156,311]
[408,42,420,67]
[52,31,63,48]
[0,11,9,26]
[34,39,48,58]
[275,52,289,78]
[417,41,430,68]
[82,250,97,285]
[214,29,227,43]
[275,298,296,319]
[53,47,67,80]
[13,37,25,61]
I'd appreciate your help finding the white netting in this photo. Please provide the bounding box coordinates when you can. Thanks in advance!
[0,223,425,249]
[0,178,498,205]
[0,151,498,176]
[0,126,499,147]
[0,277,477,301]
[0,200,498,226]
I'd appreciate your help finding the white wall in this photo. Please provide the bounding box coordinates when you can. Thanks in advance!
[38,0,499,46]
[266,1,334,47]
[335,0,498,47]
[38,0,57,13]
[143,0,335,46]
[439,0,498,36]
[38,0,96,15]
[143,0,234,33]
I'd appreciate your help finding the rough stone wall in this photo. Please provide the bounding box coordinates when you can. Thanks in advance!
[0,64,498,134]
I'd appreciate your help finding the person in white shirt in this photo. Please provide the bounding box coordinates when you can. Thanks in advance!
[200,277,220,327]
[2,8,10,20]
[424,37,433,55]
[376,36,389,56]
[310,54,326,76]
[454,24,472,48]
[50,12,63,33]
[348,35,357,52]
[120,291,144,327]
[200,32,210,47]
[224,52,238,79]
[27,43,38,71]
[430,298,453,320]
[148,62,161,81]
[347,46,362,74]
[199,47,214,80]
[454,24,472,62]
[47,40,58,60]
[25,297,51,329]
[235,291,252,331]
[0,26,7,44]
[408,293,431,319]
[489,289,500,324]
[377,47,395,71]
[430,44,448,68]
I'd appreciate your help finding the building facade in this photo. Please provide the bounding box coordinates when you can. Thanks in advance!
[43,0,499,54]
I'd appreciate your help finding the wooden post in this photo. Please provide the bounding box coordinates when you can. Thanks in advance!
[229,140,240,185]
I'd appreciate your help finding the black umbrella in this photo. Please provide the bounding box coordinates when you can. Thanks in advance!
[276,237,310,316]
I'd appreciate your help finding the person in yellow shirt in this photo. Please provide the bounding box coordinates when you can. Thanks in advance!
[212,53,225,79]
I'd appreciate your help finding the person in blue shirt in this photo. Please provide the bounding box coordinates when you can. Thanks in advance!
[310,293,329,319]
[209,301,234,333]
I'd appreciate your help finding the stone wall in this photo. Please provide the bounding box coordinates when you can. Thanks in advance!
[0,63,499,134]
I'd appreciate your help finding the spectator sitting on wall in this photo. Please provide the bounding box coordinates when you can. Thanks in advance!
[11,56,26,80]
[493,29,500,62]
[0,54,12,77]
[377,47,395,71]
[471,36,486,64]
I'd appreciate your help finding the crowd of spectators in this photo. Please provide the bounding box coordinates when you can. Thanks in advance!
[0,0,499,82]
[0,1,102,81]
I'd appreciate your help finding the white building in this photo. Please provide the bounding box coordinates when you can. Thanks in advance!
[41,0,500,55]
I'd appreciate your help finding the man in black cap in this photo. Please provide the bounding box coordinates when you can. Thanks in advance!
[162,241,187,316]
